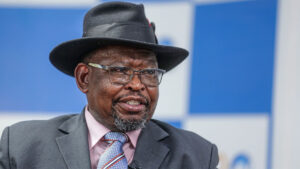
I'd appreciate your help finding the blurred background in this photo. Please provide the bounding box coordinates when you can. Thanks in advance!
[0,0,299,168]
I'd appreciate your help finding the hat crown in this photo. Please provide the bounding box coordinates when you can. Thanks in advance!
[82,2,156,43]
[49,1,188,77]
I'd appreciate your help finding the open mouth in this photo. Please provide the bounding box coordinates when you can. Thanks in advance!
[126,100,142,105]
[115,95,149,113]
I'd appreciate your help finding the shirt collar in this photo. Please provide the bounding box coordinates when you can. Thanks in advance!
[85,106,141,149]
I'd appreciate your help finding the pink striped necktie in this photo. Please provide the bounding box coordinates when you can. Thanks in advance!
[97,132,128,169]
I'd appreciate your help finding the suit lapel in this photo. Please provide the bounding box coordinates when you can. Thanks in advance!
[129,120,170,169]
[56,111,92,169]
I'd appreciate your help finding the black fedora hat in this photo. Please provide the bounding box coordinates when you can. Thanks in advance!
[49,1,189,76]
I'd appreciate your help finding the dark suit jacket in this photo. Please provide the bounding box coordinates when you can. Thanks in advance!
[0,112,218,169]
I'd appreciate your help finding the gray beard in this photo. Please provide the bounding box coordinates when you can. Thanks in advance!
[112,111,148,132]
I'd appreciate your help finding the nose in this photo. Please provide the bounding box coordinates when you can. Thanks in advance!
[124,74,145,91]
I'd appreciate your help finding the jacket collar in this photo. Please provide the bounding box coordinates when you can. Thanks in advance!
[129,120,170,169]
[56,110,92,169]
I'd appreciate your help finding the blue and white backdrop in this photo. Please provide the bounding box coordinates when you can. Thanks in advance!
[2,0,298,169]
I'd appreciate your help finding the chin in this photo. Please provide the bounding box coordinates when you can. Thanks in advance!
[112,110,149,132]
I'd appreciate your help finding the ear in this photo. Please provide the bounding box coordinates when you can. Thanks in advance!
[74,63,89,93]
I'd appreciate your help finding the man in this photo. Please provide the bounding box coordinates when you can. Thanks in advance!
[0,2,218,169]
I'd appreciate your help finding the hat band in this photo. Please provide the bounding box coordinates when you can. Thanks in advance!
[83,23,156,44]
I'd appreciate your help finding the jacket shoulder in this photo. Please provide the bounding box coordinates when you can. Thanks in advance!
[9,114,77,132]
[7,114,78,144]
[0,114,80,169]
[150,119,213,147]
[149,119,219,169]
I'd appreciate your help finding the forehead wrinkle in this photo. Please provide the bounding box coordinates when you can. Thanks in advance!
[123,48,157,67]
[88,47,118,65]
[130,56,157,68]
[113,52,157,68]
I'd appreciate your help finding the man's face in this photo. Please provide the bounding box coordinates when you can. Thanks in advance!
[75,46,159,132]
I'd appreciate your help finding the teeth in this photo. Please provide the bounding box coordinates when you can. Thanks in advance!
[126,100,140,105]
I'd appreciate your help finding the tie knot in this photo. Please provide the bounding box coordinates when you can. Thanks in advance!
[104,132,128,144]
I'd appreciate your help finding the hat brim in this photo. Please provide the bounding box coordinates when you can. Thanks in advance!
[49,37,189,76]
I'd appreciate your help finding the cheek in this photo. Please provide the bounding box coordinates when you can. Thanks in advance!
[147,87,159,112]
[149,88,159,102]
[88,76,120,115]
[95,83,120,112]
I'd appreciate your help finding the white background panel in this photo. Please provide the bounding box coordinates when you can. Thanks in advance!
[184,115,269,169]
[272,0,300,168]
[143,2,193,119]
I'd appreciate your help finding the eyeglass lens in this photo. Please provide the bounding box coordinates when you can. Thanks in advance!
[108,67,162,86]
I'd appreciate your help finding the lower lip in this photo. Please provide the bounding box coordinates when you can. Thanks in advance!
[117,102,146,113]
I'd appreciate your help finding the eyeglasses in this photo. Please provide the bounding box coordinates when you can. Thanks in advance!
[87,63,166,87]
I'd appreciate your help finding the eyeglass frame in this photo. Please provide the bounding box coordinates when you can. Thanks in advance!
[86,62,166,87]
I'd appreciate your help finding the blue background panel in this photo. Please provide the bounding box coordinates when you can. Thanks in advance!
[189,0,277,114]
[0,8,88,113]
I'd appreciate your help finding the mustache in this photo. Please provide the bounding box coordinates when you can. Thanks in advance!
[114,92,149,105]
